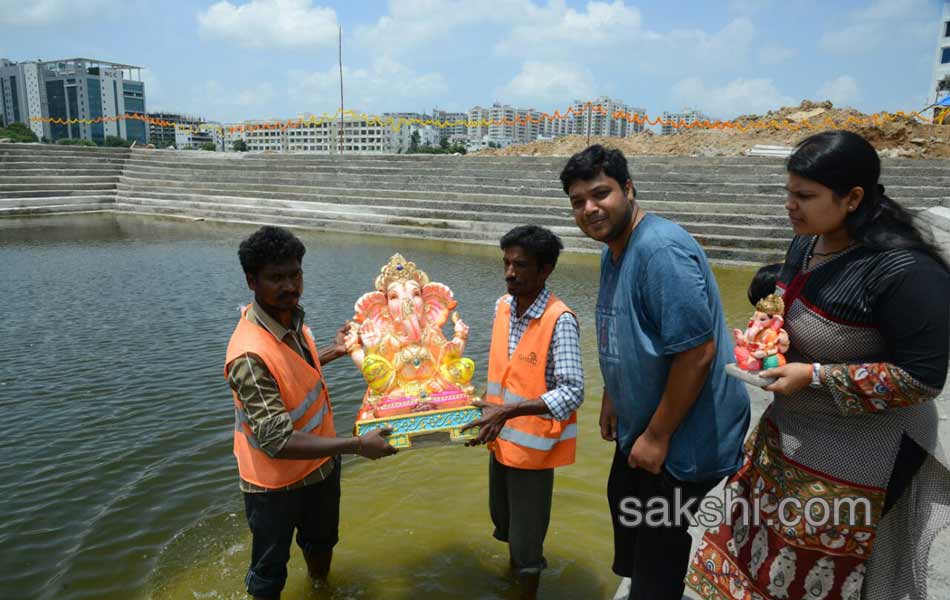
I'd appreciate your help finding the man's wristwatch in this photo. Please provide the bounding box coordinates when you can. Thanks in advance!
[809,363,823,388]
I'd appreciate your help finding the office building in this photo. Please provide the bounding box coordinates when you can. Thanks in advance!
[0,57,147,143]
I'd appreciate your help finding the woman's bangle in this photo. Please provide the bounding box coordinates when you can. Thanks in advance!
[354,435,363,455]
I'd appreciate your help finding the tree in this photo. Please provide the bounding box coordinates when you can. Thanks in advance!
[0,122,38,143]
[439,135,449,150]
[105,135,132,148]
[199,141,217,151]
[408,130,421,153]
[232,139,248,152]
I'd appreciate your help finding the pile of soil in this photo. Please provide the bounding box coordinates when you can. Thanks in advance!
[474,100,950,159]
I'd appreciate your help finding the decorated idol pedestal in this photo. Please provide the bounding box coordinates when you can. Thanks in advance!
[345,254,481,448]
[725,294,789,387]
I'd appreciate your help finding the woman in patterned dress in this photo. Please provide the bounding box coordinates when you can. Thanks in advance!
[686,130,950,600]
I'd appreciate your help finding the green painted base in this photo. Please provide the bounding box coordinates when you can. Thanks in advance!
[354,405,483,449]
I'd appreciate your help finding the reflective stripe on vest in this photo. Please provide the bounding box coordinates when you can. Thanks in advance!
[225,307,335,489]
[234,381,329,449]
[498,422,577,451]
[485,293,577,469]
[485,380,553,419]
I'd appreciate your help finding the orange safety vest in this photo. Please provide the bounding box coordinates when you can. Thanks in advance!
[486,294,577,469]
[224,306,336,489]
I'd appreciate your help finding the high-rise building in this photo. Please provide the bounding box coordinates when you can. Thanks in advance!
[147,113,208,148]
[466,106,490,146]
[0,57,147,143]
[431,108,467,141]
[661,108,710,135]
[931,2,950,107]
[568,97,644,138]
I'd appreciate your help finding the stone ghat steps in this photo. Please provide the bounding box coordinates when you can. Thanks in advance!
[111,190,794,244]
[2,143,946,265]
[0,188,117,199]
[0,195,113,217]
[114,184,800,222]
[108,163,950,189]
[116,180,795,214]
[111,196,788,264]
[111,175,948,207]
[5,143,950,176]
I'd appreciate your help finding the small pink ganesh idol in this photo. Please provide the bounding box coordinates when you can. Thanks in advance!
[733,294,790,372]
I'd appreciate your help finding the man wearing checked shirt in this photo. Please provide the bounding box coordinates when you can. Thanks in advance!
[463,224,585,600]
[227,226,396,600]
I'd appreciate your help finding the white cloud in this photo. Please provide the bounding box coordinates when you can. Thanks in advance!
[819,0,932,55]
[495,1,643,55]
[497,62,596,108]
[197,0,338,49]
[817,75,861,107]
[758,45,797,65]
[354,0,525,53]
[496,9,756,76]
[289,56,448,114]
[671,77,795,119]
[0,0,120,26]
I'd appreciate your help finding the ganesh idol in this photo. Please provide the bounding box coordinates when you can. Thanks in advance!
[344,253,477,423]
[733,293,790,372]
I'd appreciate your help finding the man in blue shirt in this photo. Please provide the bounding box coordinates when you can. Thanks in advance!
[560,145,750,600]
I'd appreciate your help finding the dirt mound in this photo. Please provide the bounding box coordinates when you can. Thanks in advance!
[475,100,950,159]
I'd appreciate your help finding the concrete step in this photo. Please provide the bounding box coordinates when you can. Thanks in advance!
[111,200,786,263]
[2,153,942,185]
[4,142,950,172]
[117,194,791,251]
[0,175,120,185]
[0,158,124,168]
[116,176,947,206]
[0,168,124,177]
[115,186,780,220]
[114,190,793,240]
[0,203,113,217]
[0,195,114,209]
[0,183,117,192]
[0,144,130,159]
[0,189,118,199]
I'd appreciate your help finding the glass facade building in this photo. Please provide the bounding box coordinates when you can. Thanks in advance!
[0,57,147,144]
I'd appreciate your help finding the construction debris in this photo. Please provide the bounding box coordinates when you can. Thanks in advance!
[475,100,950,159]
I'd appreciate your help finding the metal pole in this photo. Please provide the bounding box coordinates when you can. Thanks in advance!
[586,100,591,146]
[338,25,344,157]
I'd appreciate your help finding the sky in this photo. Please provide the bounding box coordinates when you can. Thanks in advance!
[1,0,947,123]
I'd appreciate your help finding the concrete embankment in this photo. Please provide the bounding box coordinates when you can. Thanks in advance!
[2,143,949,265]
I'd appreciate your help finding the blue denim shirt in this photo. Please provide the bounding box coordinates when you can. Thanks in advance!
[596,214,750,481]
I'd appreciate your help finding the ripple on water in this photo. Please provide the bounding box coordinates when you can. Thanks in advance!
[1,214,761,600]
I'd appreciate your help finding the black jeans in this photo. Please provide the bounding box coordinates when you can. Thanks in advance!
[243,457,341,597]
[607,445,720,600]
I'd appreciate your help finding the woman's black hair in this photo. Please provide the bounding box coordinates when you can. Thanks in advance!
[748,263,783,306]
[786,130,948,270]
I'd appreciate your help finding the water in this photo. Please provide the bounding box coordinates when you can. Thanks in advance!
[0,213,761,600]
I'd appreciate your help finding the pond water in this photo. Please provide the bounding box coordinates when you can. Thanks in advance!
[0,213,764,600]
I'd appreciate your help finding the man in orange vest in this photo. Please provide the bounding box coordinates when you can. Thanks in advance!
[462,224,585,600]
[226,226,397,600]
